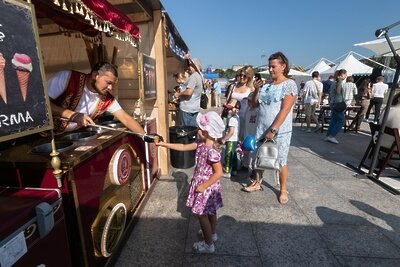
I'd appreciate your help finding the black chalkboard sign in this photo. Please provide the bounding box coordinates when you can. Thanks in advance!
[139,53,156,100]
[0,0,53,142]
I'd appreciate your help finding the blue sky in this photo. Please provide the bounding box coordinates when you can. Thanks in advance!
[161,0,400,70]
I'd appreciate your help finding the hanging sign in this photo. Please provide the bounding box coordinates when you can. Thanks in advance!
[0,0,53,142]
[138,53,156,100]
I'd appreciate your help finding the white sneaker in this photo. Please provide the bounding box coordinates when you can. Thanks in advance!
[223,172,231,178]
[197,229,218,242]
[326,136,339,144]
[192,241,215,253]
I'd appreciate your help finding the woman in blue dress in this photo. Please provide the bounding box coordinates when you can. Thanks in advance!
[243,52,297,204]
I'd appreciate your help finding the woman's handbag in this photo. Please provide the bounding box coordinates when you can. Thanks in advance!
[333,100,347,112]
[253,140,280,171]
[332,81,347,112]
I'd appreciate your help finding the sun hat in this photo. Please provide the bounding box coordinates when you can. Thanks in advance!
[186,57,202,73]
[196,111,225,139]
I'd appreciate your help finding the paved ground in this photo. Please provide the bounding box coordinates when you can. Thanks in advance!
[116,121,400,267]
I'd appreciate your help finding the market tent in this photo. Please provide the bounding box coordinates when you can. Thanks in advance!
[354,35,400,56]
[320,53,373,78]
[306,59,334,74]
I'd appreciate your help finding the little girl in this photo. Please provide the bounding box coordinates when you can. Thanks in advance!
[156,111,225,254]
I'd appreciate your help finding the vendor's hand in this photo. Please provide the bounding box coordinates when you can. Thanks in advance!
[70,113,94,127]
[253,78,264,90]
[143,133,164,143]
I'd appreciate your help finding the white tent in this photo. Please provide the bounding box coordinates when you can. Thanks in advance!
[320,53,373,78]
[354,35,400,56]
[307,58,331,74]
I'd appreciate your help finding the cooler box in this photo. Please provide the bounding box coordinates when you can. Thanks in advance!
[0,187,72,267]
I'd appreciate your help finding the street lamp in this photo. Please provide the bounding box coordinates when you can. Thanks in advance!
[260,53,267,68]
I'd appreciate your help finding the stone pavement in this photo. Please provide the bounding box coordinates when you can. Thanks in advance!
[116,123,400,266]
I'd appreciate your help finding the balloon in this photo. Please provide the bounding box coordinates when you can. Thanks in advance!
[242,135,256,151]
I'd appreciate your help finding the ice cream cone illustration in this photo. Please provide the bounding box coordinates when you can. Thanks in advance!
[0,53,6,104]
[12,53,32,102]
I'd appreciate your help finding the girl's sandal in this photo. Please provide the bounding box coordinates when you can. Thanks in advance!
[242,181,263,192]
[279,190,289,204]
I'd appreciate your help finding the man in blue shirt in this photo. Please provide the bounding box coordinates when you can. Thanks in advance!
[322,75,334,100]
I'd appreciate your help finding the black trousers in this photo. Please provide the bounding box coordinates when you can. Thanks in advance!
[365,97,384,122]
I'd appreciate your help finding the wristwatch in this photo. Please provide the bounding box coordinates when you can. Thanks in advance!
[270,128,278,134]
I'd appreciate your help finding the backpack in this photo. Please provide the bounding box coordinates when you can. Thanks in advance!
[253,140,280,171]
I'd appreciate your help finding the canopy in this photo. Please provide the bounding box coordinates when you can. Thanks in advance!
[259,69,310,76]
[320,53,373,77]
[204,73,219,79]
[33,0,140,44]
[307,59,333,74]
[354,36,400,56]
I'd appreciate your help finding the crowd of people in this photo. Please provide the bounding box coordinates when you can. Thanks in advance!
[160,52,298,253]
[296,68,389,144]
[44,50,393,255]
[159,52,392,254]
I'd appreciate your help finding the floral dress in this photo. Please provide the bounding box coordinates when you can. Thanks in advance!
[186,141,223,215]
[255,79,297,166]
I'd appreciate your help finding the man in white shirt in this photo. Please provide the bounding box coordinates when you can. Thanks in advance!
[366,76,388,123]
[302,71,323,132]
[47,62,149,139]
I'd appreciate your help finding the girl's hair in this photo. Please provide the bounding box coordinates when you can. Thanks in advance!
[336,69,347,81]
[358,78,371,96]
[92,62,118,77]
[346,76,354,83]
[269,52,290,77]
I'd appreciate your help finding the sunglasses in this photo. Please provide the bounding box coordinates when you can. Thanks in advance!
[238,74,247,78]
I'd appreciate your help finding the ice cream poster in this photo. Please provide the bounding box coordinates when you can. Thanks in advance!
[0,0,52,142]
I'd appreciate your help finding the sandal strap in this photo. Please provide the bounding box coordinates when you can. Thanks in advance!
[243,181,263,192]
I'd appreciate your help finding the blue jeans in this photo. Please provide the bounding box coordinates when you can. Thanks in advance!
[326,109,345,137]
[179,110,198,127]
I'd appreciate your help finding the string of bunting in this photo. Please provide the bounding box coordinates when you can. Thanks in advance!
[50,0,139,47]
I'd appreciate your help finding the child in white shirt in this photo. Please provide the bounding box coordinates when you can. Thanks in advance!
[221,99,241,177]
